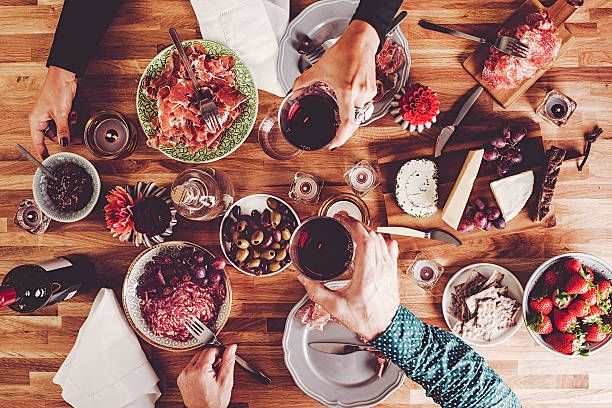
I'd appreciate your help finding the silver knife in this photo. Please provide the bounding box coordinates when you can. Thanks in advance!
[308,342,378,355]
[377,226,462,247]
[434,86,484,157]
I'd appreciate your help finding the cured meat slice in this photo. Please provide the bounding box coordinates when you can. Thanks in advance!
[215,86,246,110]
[374,40,405,102]
[534,146,565,222]
[297,301,331,331]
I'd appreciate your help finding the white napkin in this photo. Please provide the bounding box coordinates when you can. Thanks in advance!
[190,0,289,96]
[53,288,161,408]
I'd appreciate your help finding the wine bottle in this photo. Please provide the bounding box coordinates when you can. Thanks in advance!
[0,255,95,313]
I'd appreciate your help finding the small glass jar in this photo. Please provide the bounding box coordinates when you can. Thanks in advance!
[344,160,381,197]
[84,110,138,159]
[536,90,577,127]
[406,253,444,291]
[171,168,234,221]
[289,172,324,205]
[318,193,370,226]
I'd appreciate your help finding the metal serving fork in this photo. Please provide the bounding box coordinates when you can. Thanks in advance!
[169,28,222,132]
[184,315,272,385]
[418,20,529,58]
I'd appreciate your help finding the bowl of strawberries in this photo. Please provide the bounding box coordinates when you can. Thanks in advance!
[523,253,612,357]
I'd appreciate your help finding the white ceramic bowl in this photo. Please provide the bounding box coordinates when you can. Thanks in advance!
[219,194,300,277]
[442,263,524,346]
[32,152,101,223]
[523,252,612,357]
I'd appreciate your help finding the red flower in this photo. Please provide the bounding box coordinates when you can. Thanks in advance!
[399,84,439,125]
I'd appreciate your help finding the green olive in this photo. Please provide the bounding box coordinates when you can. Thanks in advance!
[246,259,261,269]
[281,228,292,241]
[232,231,241,243]
[252,249,261,259]
[271,242,281,249]
[236,238,250,249]
[274,249,287,262]
[236,248,249,263]
[266,197,278,210]
[236,220,248,232]
[269,261,281,272]
[262,250,276,261]
[251,230,264,246]
[271,211,282,227]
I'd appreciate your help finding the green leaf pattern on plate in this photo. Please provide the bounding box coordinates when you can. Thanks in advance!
[136,40,258,163]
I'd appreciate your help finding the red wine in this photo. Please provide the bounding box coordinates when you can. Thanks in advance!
[281,94,339,151]
[291,217,353,281]
[0,255,95,313]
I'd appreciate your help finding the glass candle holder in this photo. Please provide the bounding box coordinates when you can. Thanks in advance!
[289,172,324,205]
[406,252,444,291]
[536,90,577,127]
[344,160,381,197]
[84,110,138,159]
[14,199,50,234]
[318,193,370,226]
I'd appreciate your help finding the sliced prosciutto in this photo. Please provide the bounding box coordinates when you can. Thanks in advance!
[482,10,562,90]
[144,44,246,153]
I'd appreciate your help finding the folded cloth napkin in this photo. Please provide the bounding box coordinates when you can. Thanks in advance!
[53,288,161,408]
[190,0,289,96]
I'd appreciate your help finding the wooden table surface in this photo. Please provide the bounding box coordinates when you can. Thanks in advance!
[1,0,611,407]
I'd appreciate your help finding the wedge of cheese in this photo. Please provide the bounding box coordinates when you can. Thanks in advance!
[442,149,484,230]
[490,170,534,222]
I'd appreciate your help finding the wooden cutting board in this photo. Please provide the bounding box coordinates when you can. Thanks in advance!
[462,0,578,108]
[375,121,582,250]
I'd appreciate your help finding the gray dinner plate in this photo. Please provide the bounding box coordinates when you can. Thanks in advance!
[277,0,411,126]
[283,280,405,407]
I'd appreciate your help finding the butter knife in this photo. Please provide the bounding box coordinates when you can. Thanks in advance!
[377,226,462,247]
[308,342,378,355]
[434,86,483,157]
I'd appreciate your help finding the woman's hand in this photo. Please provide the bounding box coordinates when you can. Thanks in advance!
[292,20,379,151]
[297,212,400,341]
[28,66,78,159]
[178,345,237,408]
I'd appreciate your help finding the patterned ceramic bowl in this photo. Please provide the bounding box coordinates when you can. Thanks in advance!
[523,253,612,357]
[136,39,258,163]
[32,152,101,223]
[122,241,232,352]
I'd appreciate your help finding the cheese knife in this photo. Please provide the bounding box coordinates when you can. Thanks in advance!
[434,85,484,158]
[377,226,462,247]
[308,342,378,355]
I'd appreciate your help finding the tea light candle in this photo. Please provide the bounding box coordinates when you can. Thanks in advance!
[536,90,577,127]
[344,160,380,197]
[406,253,444,291]
[94,117,129,154]
[13,199,50,234]
[318,193,370,226]
[326,200,363,222]
[413,260,438,282]
[289,172,323,204]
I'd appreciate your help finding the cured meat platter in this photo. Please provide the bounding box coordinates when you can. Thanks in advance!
[462,0,579,108]
[375,121,582,250]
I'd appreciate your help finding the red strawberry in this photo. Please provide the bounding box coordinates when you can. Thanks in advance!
[543,268,561,289]
[553,308,577,332]
[597,280,611,299]
[582,288,599,306]
[552,288,574,309]
[566,274,591,295]
[544,332,579,355]
[564,258,582,274]
[568,300,590,317]
[586,305,602,318]
[585,322,611,342]
[530,295,553,315]
[581,266,594,282]
[528,313,553,335]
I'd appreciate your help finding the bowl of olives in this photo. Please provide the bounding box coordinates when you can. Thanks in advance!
[220,194,300,277]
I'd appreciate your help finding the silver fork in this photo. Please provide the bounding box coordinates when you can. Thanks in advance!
[418,20,529,58]
[184,315,271,385]
[169,28,222,132]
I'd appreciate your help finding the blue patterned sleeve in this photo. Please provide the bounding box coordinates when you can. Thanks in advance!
[370,305,521,408]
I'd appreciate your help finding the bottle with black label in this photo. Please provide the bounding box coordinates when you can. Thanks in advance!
[0,255,95,313]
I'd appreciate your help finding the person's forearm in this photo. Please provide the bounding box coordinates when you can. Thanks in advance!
[47,0,124,76]
[351,0,403,51]
[370,306,521,408]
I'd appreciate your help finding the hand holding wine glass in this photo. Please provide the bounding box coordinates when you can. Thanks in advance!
[292,20,379,151]
[296,212,400,341]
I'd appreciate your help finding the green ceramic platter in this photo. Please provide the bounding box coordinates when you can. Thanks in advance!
[136,40,258,163]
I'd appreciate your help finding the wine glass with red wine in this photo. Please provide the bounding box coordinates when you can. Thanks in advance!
[289,216,354,281]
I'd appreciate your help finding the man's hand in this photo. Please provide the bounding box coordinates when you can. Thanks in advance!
[28,66,78,159]
[297,212,400,341]
[292,20,379,151]
[178,345,237,408]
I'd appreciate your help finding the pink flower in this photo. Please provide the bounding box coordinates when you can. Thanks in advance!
[104,186,139,242]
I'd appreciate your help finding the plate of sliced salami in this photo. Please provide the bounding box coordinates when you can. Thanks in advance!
[137,40,258,163]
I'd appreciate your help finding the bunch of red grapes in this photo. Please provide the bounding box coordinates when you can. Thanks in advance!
[458,197,505,233]
[483,124,527,176]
